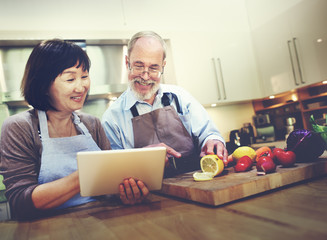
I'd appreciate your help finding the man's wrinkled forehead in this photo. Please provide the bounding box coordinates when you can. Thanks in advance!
[129,37,165,60]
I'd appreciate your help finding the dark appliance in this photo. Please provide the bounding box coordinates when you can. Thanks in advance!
[240,122,255,146]
[227,130,241,153]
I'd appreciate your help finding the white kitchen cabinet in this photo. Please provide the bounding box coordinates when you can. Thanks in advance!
[210,32,261,104]
[123,0,262,105]
[247,0,327,97]
[167,33,223,105]
[168,32,261,105]
[289,0,327,86]
[167,32,262,105]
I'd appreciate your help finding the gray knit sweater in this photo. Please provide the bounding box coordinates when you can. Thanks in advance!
[0,109,111,220]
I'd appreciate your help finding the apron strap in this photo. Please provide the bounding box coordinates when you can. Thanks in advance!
[38,110,50,139]
[72,112,91,136]
[130,93,182,117]
[170,93,182,114]
[37,110,91,138]
[130,105,139,118]
[161,93,170,106]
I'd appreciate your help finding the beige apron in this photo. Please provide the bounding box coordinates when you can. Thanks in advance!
[131,93,200,177]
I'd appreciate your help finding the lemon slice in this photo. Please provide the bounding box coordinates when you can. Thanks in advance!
[200,155,224,176]
[193,172,214,181]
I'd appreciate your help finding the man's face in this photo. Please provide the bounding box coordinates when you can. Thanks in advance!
[127,37,166,102]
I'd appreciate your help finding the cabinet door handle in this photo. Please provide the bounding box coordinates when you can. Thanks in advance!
[287,40,299,85]
[212,58,221,100]
[293,37,305,84]
[217,58,227,100]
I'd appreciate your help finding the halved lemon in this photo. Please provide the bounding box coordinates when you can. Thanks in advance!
[193,172,215,181]
[200,154,224,177]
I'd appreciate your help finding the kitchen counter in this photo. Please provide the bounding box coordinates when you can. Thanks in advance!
[0,175,327,239]
[251,140,287,149]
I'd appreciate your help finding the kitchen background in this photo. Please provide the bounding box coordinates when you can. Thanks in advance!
[0,0,326,150]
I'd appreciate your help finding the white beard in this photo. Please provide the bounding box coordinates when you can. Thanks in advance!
[129,77,160,101]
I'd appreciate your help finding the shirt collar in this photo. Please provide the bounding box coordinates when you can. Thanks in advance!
[124,86,165,111]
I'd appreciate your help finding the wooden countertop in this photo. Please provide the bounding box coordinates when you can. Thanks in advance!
[0,175,327,240]
[159,158,327,206]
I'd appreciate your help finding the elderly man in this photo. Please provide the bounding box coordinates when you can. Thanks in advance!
[102,31,227,201]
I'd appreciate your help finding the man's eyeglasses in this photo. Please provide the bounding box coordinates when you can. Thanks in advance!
[128,63,164,78]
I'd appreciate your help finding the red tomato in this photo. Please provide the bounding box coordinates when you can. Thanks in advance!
[272,148,284,164]
[278,150,296,167]
[259,150,273,159]
[234,156,253,172]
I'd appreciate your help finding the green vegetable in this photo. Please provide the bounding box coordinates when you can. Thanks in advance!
[310,115,327,145]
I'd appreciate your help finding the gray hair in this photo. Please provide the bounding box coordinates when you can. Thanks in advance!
[127,31,167,60]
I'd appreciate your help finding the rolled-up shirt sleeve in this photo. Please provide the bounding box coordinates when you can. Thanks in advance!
[102,115,125,150]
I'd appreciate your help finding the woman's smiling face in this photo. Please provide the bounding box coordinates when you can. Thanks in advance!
[48,63,90,113]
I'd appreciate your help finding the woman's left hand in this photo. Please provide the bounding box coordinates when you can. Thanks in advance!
[119,178,149,205]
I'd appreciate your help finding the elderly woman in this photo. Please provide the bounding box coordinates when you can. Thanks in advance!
[0,39,148,221]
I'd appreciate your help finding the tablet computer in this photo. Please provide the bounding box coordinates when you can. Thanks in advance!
[77,147,166,197]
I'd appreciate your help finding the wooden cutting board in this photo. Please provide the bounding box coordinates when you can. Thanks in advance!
[158,157,327,206]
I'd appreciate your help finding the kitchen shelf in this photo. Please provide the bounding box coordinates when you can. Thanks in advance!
[298,82,327,129]
[297,82,327,100]
[302,105,327,113]
[252,81,327,133]
[256,101,299,111]
[300,92,327,101]
[252,90,299,112]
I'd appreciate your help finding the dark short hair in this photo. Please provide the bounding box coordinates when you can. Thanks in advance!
[21,39,90,111]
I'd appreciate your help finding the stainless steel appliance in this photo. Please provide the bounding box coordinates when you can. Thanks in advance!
[0,41,128,102]
[253,114,276,143]
[0,39,176,118]
[253,113,271,126]
[0,40,129,117]
[256,125,275,142]
[285,117,296,139]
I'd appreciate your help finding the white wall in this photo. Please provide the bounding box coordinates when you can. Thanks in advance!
[205,102,256,142]
[0,0,125,31]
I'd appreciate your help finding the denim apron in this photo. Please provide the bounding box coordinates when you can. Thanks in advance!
[38,110,100,209]
[131,93,200,177]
